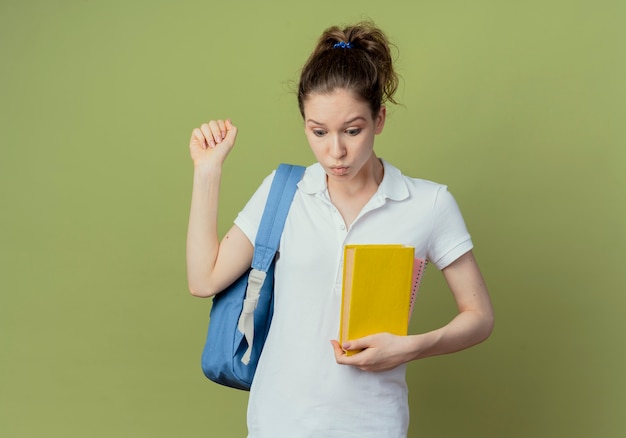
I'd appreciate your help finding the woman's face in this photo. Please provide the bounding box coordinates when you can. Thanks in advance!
[303,88,385,184]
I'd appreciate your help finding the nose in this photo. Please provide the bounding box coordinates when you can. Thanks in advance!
[329,135,347,159]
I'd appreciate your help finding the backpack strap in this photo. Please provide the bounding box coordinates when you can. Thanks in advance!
[237,164,305,364]
[251,164,306,271]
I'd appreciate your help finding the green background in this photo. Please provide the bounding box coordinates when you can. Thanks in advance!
[1,0,624,437]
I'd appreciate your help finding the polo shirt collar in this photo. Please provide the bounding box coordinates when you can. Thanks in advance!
[298,159,410,201]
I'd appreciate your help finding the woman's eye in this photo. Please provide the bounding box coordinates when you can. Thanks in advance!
[346,128,362,136]
[313,129,326,137]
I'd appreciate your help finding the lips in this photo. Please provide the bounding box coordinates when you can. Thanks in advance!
[330,166,349,176]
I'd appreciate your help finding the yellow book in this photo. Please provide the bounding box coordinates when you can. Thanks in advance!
[339,244,415,356]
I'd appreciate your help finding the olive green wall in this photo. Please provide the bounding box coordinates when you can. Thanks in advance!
[1,1,624,437]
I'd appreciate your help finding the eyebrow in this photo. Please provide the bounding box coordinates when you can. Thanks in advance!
[306,116,367,126]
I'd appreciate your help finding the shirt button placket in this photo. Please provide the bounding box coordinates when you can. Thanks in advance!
[332,207,348,291]
[332,208,348,235]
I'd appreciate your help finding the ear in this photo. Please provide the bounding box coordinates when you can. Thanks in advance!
[374,106,386,135]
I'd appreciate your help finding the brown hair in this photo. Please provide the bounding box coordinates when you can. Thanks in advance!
[297,22,399,118]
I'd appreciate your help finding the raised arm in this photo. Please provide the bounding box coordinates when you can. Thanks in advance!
[186,119,254,297]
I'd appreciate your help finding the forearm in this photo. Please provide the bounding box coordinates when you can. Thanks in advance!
[409,250,494,360]
[186,165,223,296]
[407,308,494,361]
[331,310,493,372]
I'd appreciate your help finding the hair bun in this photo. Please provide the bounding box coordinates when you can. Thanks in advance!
[298,21,399,117]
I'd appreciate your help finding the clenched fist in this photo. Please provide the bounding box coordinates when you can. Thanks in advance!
[189,119,238,170]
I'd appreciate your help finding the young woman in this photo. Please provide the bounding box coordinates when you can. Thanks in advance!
[187,22,494,438]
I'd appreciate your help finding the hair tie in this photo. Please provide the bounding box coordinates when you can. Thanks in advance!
[333,41,353,49]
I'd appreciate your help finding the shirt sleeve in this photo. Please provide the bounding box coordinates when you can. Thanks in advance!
[233,170,276,246]
[427,185,473,270]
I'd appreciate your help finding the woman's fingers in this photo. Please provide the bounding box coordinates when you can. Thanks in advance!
[190,127,208,149]
[200,123,216,148]
[223,119,237,143]
[197,119,232,149]
[217,119,227,141]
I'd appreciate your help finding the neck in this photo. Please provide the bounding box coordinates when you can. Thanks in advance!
[327,155,384,197]
[325,156,384,229]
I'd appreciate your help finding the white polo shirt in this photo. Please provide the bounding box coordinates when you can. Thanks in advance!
[235,160,473,438]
